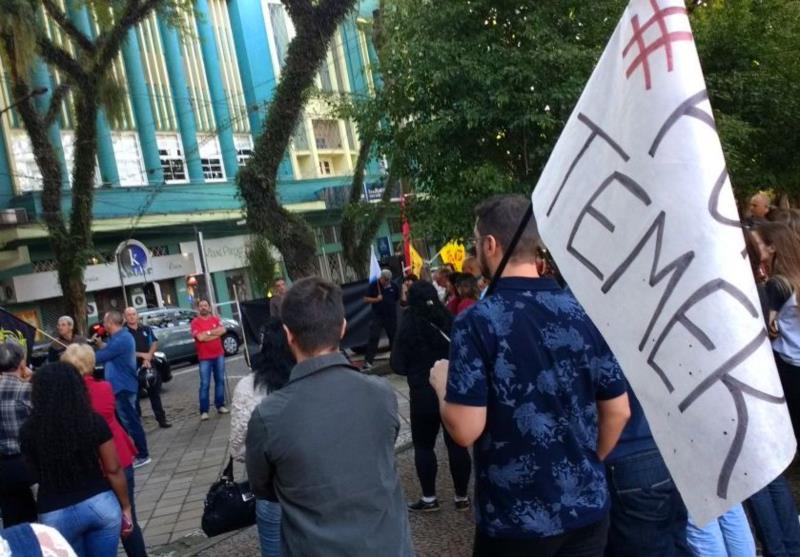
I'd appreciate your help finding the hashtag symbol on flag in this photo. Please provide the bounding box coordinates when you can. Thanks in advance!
[623,0,694,90]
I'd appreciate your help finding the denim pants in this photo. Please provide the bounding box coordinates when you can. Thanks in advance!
[116,390,149,459]
[198,356,226,413]
[687,505,756,557]
[256,498,282,557]
[39,490,122,557]
[121,466,147,557]
[745,475,800,557]
[605,449,691,557]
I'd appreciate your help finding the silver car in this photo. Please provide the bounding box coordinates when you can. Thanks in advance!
[138,307,242,364]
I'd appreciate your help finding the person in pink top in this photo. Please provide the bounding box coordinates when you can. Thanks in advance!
[190,300,229,421]
[61,344,147,557]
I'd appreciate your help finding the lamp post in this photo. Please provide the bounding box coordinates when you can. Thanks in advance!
[0,87,49,117]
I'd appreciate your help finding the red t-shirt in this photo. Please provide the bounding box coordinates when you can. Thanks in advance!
[83,376,137,469]
[191,315,225,361]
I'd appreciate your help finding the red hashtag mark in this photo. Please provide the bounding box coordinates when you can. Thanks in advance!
[622,0,694,90]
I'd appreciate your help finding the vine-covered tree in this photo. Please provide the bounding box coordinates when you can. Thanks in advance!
[0,0,189,333]
[237,0,357,280]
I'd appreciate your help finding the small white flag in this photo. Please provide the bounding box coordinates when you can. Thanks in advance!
[369,245,381,284]
[531,0,794,524]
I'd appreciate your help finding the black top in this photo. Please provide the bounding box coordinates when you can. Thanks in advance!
[46,335,87,363]
[20,413,113,513]
[125,324,158,365]
[367,281,399,318]
[390,312,450,389]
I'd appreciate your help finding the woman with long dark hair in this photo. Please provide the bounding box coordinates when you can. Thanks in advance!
[230,317,295,557]
[391,281,471,512]
[20,362,132,557]
[61,344,147,557]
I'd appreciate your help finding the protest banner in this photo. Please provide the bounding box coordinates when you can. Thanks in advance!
[531,0,794,524]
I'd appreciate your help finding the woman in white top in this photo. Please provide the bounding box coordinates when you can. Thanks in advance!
[229,318,294,557]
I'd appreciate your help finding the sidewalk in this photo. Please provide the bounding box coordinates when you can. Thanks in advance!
[142,365,411,556]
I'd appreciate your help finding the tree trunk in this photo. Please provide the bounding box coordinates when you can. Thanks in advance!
[238,0,356,280]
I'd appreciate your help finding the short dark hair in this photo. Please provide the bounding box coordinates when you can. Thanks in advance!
[475,194,539,261]
[281,277,344,354]
[0,341,25,373]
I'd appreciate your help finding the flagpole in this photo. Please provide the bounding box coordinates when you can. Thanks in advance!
[484,202,533,298]
[0,307,68,348]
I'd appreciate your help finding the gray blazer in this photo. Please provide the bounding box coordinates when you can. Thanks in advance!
[246,352,414,556]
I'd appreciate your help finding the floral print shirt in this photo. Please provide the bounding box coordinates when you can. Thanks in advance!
[446,277,626,538]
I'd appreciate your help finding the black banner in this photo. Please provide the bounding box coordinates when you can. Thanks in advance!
[239,280,373,365]
[0,308,36,361]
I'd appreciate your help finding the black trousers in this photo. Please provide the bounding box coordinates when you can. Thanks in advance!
[775,353,800,443]
[136,374,167,424]
[474,515,610,557]
[410,386,471,498]
[365,313,397,365]
[0,455,37,527]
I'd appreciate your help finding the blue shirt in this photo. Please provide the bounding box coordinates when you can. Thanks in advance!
[446,277,626,539]
[96,329,137,394]
[606,386,657,463]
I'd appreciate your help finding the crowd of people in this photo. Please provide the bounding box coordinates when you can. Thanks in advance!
[2,190,800,556]
[236,192,800,557]
[0,298,232,555]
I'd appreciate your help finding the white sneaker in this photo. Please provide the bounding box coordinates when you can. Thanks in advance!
[217,406,230,415]
[200,412,209,421]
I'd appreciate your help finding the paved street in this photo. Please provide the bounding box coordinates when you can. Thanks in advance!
[129,352,468,556]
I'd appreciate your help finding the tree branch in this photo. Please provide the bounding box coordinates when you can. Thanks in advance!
[36,36,86,81]
[44,84,70,128]
[95,0,161,70]
[41,0,96,54]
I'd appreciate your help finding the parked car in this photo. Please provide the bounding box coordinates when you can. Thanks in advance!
[137,307,242,364]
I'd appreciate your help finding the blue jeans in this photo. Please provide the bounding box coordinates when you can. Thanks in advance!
[605,449,691,557]
[116,390,149,459]
[745,475,800,557]
[121,466,147,557]
[687,505,756,557]
[256,498,282,557]
[198,356,226,413]
[39,490,121,557]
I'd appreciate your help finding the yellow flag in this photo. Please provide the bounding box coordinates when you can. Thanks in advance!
[410,245,424,277]
[439,241,466,272]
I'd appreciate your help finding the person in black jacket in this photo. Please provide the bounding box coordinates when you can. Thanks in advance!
[390,281,471,512]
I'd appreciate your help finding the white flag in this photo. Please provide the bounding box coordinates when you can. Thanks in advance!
[369,245,381,284]
[531,0,794,524]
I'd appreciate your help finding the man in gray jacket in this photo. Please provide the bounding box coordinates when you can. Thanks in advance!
[246,276,413,556]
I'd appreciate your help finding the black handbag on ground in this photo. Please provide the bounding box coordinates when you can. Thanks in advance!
[201,457,256,537]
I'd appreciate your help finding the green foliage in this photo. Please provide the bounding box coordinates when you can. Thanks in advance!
[377,0,800,234]
[246,235,278,297]
[377,0,625,238]
[690,0,800,200]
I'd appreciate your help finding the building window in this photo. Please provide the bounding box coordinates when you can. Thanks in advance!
[388,217,403,236]
[318,158,333,176]
[313,119,342,150]
[237,149,253,166]
[201,158,224,180]
[159,150,187,182]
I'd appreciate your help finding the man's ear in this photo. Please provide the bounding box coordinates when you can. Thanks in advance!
[283,325,295,348]
[339,319,347,341]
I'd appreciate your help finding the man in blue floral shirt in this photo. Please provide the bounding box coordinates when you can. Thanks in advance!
[430,195,630,557]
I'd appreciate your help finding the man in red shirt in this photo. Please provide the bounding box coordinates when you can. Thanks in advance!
[190,300,229,421]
